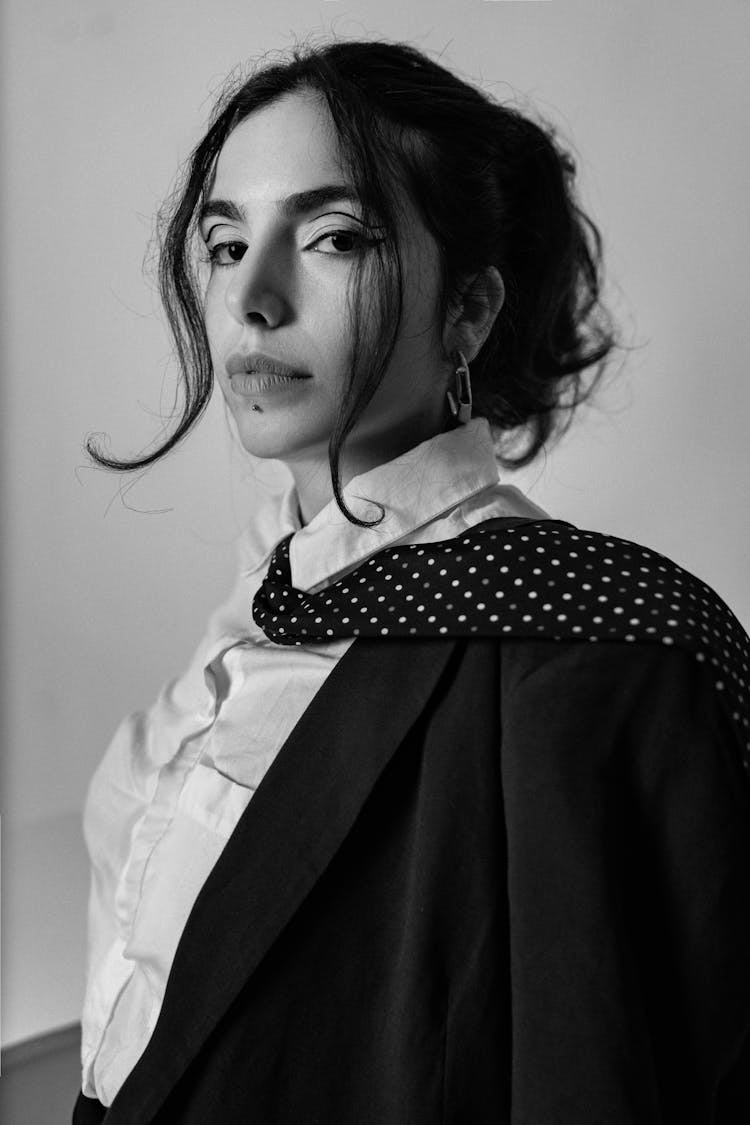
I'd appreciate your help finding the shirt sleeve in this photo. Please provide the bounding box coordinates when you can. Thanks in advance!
[81,552,255,1004]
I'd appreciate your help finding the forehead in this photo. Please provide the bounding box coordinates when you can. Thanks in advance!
[210,90,345,201]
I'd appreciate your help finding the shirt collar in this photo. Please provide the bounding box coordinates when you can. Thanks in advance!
[288,418,500,592]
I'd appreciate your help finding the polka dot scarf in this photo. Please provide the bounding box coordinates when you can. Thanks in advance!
[253,517,750,779]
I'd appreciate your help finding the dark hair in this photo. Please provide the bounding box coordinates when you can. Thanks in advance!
[87,38,617,526]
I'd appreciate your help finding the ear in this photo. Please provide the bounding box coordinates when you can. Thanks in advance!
[442,266,505,362]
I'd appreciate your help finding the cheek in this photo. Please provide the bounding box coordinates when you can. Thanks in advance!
[305,269,352,330]
[202,281,228,349]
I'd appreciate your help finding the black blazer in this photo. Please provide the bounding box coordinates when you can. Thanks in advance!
[74,630,750,1123]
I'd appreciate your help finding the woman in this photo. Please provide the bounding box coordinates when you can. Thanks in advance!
[73,40,750,1124]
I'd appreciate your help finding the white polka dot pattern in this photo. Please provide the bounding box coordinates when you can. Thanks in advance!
[252,517,750,779]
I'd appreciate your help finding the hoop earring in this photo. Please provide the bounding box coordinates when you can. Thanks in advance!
[446,350,472,425]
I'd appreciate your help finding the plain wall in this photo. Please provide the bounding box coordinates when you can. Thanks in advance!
[2,0,749,1047]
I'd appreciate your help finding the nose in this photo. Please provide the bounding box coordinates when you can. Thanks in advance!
[224,244,291,328]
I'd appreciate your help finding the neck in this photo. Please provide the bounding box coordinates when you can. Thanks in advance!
[284,416,452,526]
[285,457,340,527]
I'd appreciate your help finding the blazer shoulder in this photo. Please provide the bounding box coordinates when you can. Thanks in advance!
[458,517,750,772]
[465,517,745,655]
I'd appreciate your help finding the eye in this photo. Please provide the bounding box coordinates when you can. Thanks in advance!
[308,229,373,256]
[203,240,247,268]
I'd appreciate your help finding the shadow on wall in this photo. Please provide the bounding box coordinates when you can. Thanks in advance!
[0,1023,81,1125]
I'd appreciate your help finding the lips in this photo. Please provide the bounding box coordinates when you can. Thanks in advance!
[226,351,310,379]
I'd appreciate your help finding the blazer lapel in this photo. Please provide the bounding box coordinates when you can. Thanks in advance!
[105,635,459,1124]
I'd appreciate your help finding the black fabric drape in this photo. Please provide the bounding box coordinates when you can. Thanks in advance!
[73,634,750,1123]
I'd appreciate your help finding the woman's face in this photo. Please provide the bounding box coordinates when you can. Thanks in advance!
[200,89,452,478]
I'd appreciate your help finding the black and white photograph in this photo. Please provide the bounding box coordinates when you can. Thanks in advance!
[1,1,749,1121]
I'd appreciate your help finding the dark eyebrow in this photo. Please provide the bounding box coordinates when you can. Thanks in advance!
[199,199,245,226]
[279,185,362,218]
[199,185,362,228]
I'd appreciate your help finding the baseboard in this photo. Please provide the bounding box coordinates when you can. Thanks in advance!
[1,1021,81,1073]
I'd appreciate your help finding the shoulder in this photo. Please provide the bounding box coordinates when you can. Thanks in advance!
[443,517,750,776]
[454,516,746,660]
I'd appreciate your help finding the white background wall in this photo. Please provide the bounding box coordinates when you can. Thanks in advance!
[2,0,749,1047]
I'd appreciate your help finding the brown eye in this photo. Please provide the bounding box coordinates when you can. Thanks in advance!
[310,230,365,255]
[329,232,357,252]
[207,241,247,266]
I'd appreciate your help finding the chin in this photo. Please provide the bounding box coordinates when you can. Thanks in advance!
[231,412,330,465]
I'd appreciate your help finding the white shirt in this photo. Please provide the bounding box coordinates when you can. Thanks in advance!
[80,418,550,1105]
